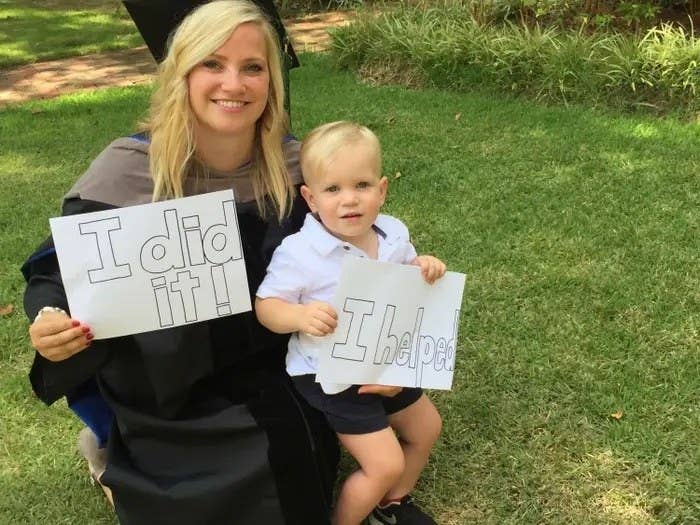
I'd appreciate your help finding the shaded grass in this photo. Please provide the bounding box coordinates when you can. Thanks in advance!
[0,0,143,68]
[1,54,699,523]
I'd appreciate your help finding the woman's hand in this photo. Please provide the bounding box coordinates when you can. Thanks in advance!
[412,255,447,284]
[358,384,403,397]
[297,301,338,337]
[29,311,93,362]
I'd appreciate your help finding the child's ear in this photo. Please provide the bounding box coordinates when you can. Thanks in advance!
[300,184,317,212]
[378,176,388,204]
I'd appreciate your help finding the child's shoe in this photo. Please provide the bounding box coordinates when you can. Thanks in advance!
[368,495,436,525]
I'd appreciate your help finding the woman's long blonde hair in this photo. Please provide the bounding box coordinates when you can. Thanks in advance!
[144,0,293,220]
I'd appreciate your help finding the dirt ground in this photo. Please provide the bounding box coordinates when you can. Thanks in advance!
[0,11,351,106]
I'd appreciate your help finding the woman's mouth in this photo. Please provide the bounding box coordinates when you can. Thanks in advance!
[214,100,246,109]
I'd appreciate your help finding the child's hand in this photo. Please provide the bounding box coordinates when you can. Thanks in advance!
[412,255,447,284]
[297,301,338,337]
[358,384,403,397]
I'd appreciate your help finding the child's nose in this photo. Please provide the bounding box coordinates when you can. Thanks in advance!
[342,190,359,204]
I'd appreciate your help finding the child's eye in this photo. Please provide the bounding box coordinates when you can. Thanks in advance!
[356,181,371,189]
[324,185,339,193]
[202,59,223,71]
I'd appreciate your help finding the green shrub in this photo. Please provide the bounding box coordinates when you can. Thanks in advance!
[330,4,700,113]
[450,0,697,31]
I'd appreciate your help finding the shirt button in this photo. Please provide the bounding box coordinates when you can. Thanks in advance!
[343,245,350,251]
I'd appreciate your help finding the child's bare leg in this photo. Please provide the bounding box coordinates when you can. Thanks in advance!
[333,428,404,525]
[384,394,442,500]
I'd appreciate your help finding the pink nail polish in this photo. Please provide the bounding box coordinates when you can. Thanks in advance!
[71,320,80,327]
[86,333,94,341]
[82,326,90,333]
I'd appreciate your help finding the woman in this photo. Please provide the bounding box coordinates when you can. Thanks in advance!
[23,2,338,523]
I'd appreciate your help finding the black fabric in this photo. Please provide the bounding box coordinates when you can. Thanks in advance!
[23,191,338,524]
[121,0,299,67]
[292,374,424,435]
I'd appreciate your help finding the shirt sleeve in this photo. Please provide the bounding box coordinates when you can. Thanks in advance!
[255,237,307,303]
[377,214,418,264]
[402,239,418,264]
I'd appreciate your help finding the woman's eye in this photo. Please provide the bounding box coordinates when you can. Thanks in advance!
[244,63,264,73]
[202,60,222,71]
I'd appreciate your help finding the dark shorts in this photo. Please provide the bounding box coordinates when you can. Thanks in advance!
[291,374,423,435]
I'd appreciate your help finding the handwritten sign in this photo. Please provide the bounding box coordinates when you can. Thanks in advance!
[316,258,466,390]
[50,190,250,339]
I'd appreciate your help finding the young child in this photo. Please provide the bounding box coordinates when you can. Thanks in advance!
[256,121,445,525]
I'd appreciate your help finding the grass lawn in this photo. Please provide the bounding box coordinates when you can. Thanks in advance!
[1,53,699,524]
[0,0,143,68]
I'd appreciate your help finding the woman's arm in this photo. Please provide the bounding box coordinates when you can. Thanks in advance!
[23,238,93,362]
[23,235,109,404]
[255,297,337,337]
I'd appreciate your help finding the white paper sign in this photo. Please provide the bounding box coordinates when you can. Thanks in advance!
[316,257,466,390]
[50,190,250,339]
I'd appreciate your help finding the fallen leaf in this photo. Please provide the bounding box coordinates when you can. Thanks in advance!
[386,116,396,124]
[454,112,462,121]
[0,304,14,316]
[394,171,402,179]
[610,411,624,420]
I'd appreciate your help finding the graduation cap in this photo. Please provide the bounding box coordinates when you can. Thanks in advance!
[122,0,299,67]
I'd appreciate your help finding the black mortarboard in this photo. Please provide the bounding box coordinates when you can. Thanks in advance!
[121,0,299,67]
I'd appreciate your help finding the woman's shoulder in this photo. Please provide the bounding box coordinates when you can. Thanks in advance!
[66,136,154,207]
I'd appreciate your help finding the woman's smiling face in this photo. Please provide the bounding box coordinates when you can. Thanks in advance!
[187,22,270,143]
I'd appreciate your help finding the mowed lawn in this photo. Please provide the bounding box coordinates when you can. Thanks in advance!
[0,53,698,524]
[0,0,143,68]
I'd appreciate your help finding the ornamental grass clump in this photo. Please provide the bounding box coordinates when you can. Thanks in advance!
[330,3,700,114]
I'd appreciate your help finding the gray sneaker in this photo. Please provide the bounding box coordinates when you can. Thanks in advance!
[78,427,114,507]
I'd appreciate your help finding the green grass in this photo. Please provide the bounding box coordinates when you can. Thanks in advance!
[0,0,143,68]
[1,53,699,524]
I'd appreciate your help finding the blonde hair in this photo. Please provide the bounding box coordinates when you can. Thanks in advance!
[144,0,292,220]
[300,121,382,184]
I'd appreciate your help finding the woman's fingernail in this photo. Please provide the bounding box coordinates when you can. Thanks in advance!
[82,326,90,333]
[86,333,94,340]
[71,320,80,327]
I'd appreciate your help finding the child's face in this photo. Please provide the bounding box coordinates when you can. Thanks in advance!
[301,141,387,246]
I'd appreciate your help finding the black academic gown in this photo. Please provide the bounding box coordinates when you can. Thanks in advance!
[23,192,339,525]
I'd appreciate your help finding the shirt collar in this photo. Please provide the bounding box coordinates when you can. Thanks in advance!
[301,213,390,257]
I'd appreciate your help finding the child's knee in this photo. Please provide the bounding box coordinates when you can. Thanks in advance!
[428,410,442,444]
[368,448,405,486]
[415,407,442,449]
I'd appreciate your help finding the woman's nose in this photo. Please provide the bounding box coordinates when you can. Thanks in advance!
[220,68,244,92]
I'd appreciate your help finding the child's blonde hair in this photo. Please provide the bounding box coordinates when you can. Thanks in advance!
[143,0,293,220]
[300,121,381,183]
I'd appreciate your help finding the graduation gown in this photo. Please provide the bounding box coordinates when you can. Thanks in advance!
[22,137,339,525]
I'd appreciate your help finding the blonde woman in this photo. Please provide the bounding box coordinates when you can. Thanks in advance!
[23,2,339,523]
